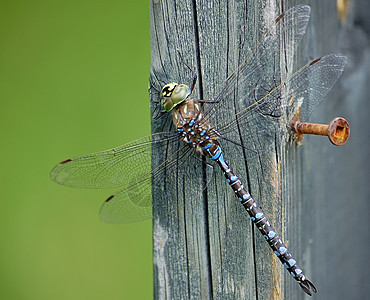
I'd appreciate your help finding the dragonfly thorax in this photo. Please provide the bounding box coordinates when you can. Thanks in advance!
[161,82,191,112]
[173,99,215,154]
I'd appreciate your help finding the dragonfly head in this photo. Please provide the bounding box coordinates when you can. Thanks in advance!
[161,82,191,112]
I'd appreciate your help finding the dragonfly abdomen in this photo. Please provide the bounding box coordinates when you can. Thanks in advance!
[209,144,317,295]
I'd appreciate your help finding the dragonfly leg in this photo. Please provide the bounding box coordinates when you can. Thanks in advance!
[176,50,197,95]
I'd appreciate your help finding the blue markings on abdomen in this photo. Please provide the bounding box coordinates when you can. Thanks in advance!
[230,175,238,181]
[288,259,296,267]
[279,246,287,254]
[211,146,222,160]
[255,212,263,219]
[213,146,314,293]
[202,143,212,151]
[268,231,276,239]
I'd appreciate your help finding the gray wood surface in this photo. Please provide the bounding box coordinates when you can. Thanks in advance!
[150,0,369,299]
[300,1,370,300]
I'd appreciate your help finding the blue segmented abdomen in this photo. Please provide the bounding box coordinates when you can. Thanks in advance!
[203,141,309,284]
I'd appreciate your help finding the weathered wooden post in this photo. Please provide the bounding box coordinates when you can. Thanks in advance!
[149,1,361,299]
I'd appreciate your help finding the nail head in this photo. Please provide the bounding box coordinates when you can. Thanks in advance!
[328,117,350,146]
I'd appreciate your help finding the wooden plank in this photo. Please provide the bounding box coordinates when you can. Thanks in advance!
[149,0,360,299]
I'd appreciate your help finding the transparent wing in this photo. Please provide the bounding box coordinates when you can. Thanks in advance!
[50,132,179,189]
[99,144,196,223]
[99,147,216,224]
[212,54,347,146]
[51,128,214,224]
[203,5,311,126]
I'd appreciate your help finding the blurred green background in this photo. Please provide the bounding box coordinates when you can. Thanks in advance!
[0,1,152,299]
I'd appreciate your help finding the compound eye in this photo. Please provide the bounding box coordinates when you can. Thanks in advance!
[172,84,191,104]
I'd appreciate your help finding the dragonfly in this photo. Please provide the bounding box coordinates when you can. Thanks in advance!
[51,5,347,296]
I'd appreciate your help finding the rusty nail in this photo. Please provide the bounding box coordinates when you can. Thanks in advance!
[291,117,350,146]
